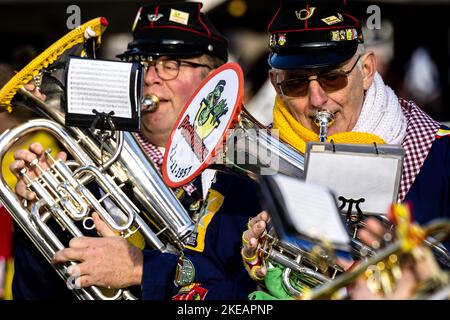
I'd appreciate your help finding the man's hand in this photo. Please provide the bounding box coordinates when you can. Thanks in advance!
[52,212,144,289]
[351,217,435,300]
[10,142,67,202]
[241,211,270,280]
[23,83,46,101]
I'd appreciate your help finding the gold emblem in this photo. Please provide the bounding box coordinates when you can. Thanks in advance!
[330,30,340,41]
[295,7,316,20]
[169,8,189,25]
[269,34,277,47]
[278,34,287,46]
[346,29,356,41]
[322,15,342,25]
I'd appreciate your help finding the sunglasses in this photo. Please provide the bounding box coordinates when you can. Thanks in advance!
[276,56,361,98]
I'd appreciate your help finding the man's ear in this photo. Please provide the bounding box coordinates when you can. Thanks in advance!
[360,51,377,91]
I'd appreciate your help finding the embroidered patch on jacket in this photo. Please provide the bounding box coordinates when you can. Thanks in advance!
[173,283,208,300]
[185,188,224,252]
[175,256,195,287]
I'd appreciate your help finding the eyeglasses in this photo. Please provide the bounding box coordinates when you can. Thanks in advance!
[276,55,361,98]
[140,58,212,80]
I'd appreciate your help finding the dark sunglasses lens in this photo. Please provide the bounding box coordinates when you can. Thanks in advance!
[319,73,348,91]
[281,78,309,97]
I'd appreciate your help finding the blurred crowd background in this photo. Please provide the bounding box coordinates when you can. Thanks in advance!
[1,0,450,124]
[1,0,450,300]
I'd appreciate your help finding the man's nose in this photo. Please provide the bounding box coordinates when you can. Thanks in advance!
[143,65,162,87]
[308,80,328,108]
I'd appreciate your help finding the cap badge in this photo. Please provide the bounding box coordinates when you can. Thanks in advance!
[331,30,340,41]
[148,13,164,22]
[278,34,287,46]
[322,15,343,25]
[346,28,358,41]
[169,8,190,25]
[295,7,316,21]
[270,34,277,47]
[330,28,359,42]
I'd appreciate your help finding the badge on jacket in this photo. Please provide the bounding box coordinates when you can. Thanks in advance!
[175,256,195,287]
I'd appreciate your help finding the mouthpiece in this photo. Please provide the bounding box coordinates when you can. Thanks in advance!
[314,111,335,142]
[141,94,160,113]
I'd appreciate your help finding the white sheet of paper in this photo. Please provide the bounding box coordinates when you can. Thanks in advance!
[273,174,350,246]
[306,152,401,215]
[67,59,133,118]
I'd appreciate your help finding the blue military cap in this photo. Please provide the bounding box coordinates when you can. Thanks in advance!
[268,0,364,69]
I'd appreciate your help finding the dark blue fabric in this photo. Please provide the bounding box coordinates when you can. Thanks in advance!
[403,126,450,249]
[141,250,178,300]
[141,172,262,300]
[13,128,450,300]
[12,227,76,300]
[182,173,262,300]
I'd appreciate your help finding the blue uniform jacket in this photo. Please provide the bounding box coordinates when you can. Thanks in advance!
[141,172,262,300]
[12,132,450,299]
[404,126,450,249]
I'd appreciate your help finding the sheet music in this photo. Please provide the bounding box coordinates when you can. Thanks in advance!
[67,58,133,118]
[306,151,401,215]
[273,174,350,246]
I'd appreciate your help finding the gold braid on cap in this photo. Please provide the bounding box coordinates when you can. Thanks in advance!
[0,17,108,112]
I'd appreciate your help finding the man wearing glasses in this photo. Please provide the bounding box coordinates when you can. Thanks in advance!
[242,0,450,294]
[11,2,261,300]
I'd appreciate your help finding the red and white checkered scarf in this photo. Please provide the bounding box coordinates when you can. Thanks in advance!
[133,132,197,195]
[398,99,440,202]
[355,73,440,201]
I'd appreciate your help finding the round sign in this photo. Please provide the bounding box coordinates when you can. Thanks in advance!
[162,62,244,188]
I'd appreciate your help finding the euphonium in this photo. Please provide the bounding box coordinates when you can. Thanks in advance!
[0,18,194,300]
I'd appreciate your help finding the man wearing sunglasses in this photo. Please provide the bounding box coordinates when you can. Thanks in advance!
[242,0,450,293]
[11,2,261,300]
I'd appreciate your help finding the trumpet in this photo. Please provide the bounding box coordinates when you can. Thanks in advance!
[259,227,344,296]
[303,216,450,300]
[0,18,194,300]
[209,107,340,295]
[216,107,306,179]
[233,109,343,295]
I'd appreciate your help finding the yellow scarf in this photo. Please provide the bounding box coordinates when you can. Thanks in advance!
[273,96,386,153]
